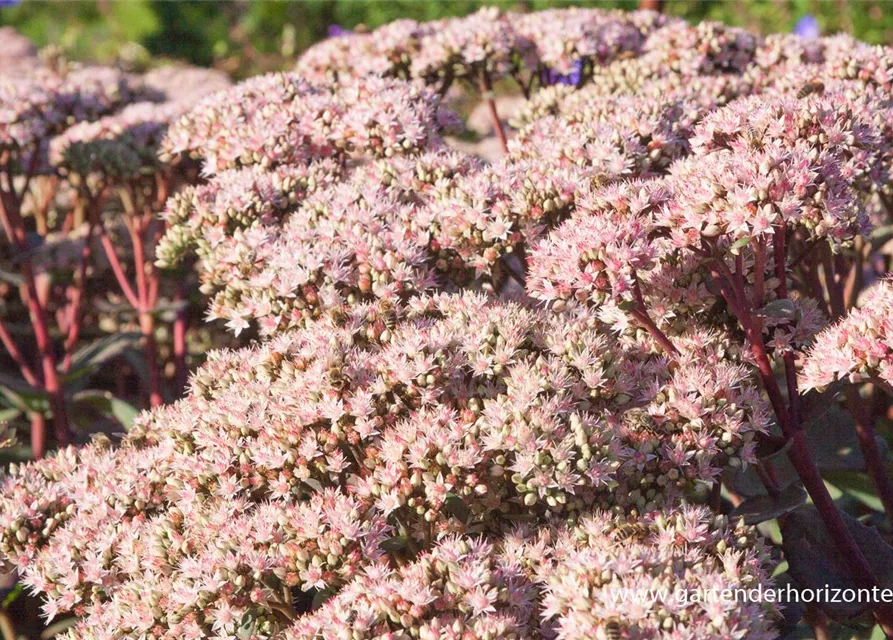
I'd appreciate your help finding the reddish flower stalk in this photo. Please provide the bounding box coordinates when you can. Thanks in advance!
[713,237,889,614]
[95,226,140,310]
[172,281,188,396]
[61,210,100,373]
[94,216,164,407]
[478,71,508,153]
[127,213,163,408]
[631,275,680,356]
[846,385,893,522]
[0,181,71,458]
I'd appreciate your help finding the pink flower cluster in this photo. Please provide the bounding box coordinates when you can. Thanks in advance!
[161,73,452,174]
[512,8,645,77]
[801,280,893,392]
[0,67,136,168]
[8,6,893,639]
[50,101,186,182]
[525,86,888,329]
[295,7,734,94]
[537,507,777,640]
[0,292,773,637]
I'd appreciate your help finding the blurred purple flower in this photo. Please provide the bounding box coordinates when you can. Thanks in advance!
[794,15,820,40]
[541,59,583,87]
[328,24,352,38]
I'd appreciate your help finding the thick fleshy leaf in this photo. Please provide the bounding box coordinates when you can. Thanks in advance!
[781,506,893,619]
[71,390,139,429]
[730,482,806,524]
[824,471,885,513]
[756,299,797,321]
[64,331,142,379]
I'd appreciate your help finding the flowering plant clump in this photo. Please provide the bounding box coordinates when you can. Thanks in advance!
[0,47,231,460]
[6,6,893,640]
[0,296,774,635]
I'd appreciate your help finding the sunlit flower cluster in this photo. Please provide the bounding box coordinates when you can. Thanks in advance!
[161,73,453,175]
[511,7,644,78]
[537,507,778,640]
[8,7,893,640]
[0,291,774,638]
[801,280,893,391]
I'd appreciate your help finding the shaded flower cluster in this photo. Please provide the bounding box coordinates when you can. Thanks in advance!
[0,67,136,169]
[50,101,186,183]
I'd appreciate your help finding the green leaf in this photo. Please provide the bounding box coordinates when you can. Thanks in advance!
[824,471,885,513]
[40,617,78,639]
[443,493,470,523]
[0,444,33,464]
[811,406,883,473]
[0,268,24,287]
[72,390,139,429]
[311,588,335,610]
[781,506,893,619]
[754,435,793,462]
[871,625,889,640]
[0,407,22,423]
[2,582,23,608]
[730,482,807,525]
[755,299,797,321]
[871,224,893,254]
[799,381,845,426]
[730,236,751,253]
[0,372,49,414]
[64,332,142,379]
[236,609,257,640]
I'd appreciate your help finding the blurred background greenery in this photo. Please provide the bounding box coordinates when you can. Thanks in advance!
[1,1,891,79]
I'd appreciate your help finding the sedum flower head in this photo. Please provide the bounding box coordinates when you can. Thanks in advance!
[0,67,134,171]
[50,101,185,183]
[537,506,778,640]
[0,292,772,638]
[801,280,893,391]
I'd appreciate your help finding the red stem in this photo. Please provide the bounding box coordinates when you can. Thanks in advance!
[130,215,163,407]
[631,275,680,356]
[128,217,149,309]
[173,281,188,396]
[62,222,96,372]
[0,181,71,452]
[139,311,163,408]
[478,71,508,154]
[846,386,893,522]
[0,316,39,387]
[96,226,141,310]
[710,237,885,600]
[29,412,46,461]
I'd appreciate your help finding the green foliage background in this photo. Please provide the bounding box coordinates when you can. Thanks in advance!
[1,1,891,78]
